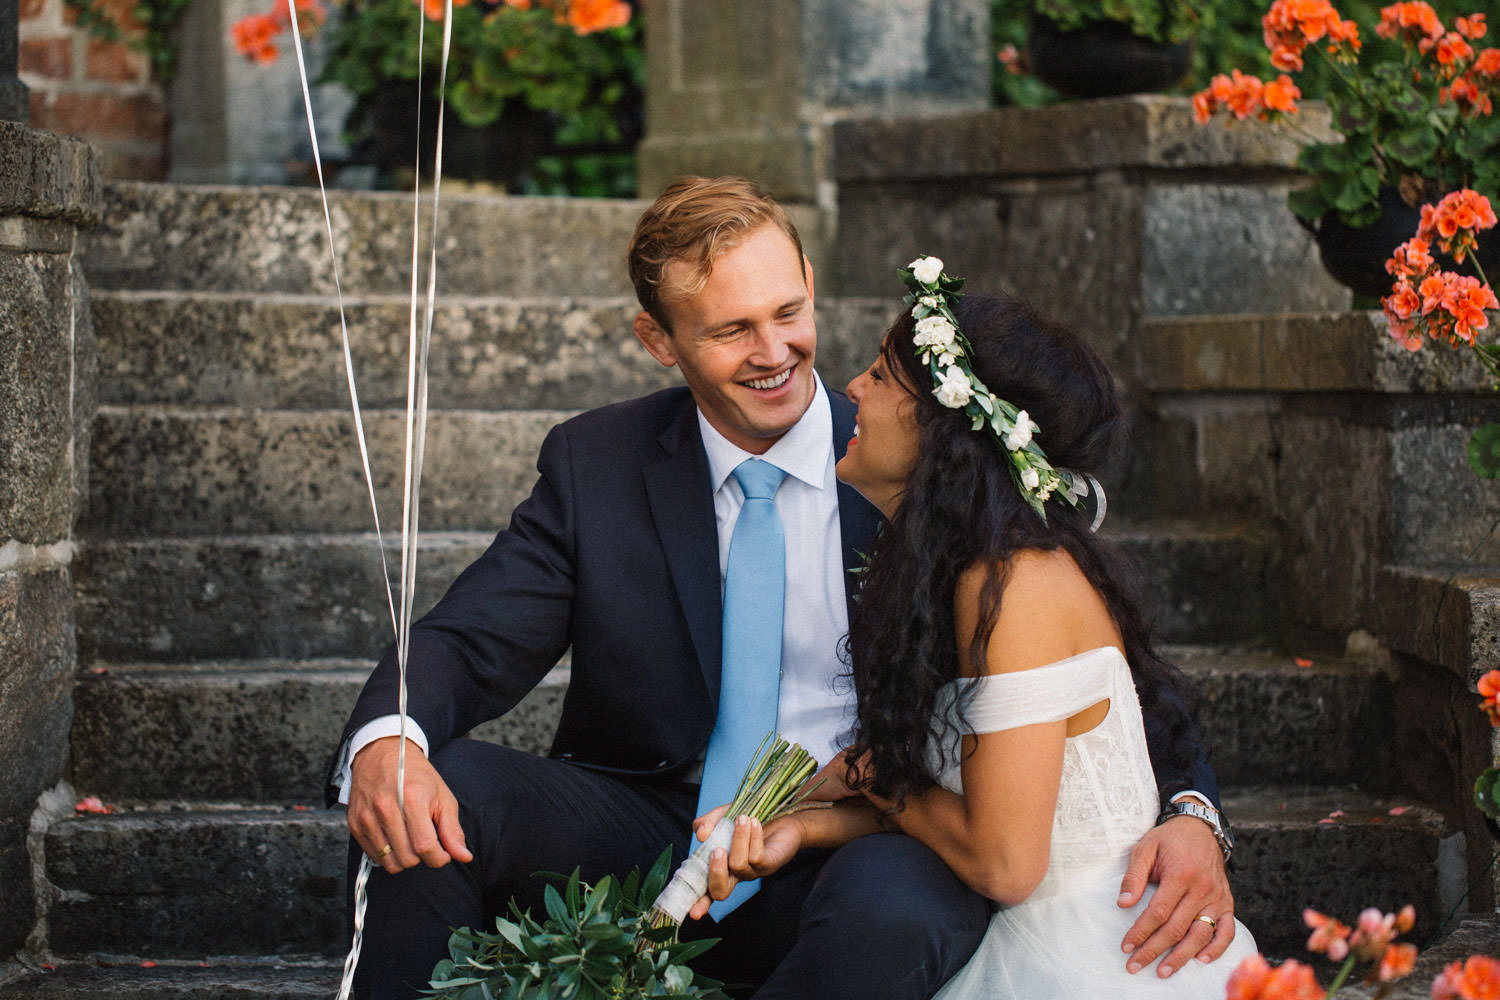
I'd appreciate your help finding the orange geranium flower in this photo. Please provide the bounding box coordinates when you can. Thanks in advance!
[1437,33,1477,69]
[1479,669,1500,725]
[1263,74,1303,112]
[417,0,471,22]
[1433,955,1500,1000]
[1378,1,1445,47]
[1477,48,1500,75]
[565,0,630,35]
[231,12,281,64]
[1226,955,1327,1000]
[1456,13,1487,39]
[1303,909,1352,960]
[1379,942,1418,982]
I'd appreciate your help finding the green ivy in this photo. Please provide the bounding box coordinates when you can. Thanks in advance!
[62,0,194,82]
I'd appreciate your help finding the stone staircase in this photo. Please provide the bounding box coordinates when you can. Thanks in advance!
[0,182,1475,996]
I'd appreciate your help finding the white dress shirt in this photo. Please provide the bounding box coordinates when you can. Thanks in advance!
[695,375,855,772]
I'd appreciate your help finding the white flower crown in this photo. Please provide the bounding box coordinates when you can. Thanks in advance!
[901,256,1103,529]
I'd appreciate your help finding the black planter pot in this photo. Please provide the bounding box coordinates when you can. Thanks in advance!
[1311,186,1500,299]
[1027,13,1193,98]
[351,79,551,189]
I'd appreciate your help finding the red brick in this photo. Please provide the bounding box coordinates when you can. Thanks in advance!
[44,90,167,143]
[19,0,50,21]
[85,39,148,83]
[20,38,73,80]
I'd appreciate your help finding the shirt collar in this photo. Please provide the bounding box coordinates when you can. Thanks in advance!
[698,374,832,494]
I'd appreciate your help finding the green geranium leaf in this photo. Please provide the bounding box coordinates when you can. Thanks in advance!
[1477,767,1500,818]
[1469,424,1500,479]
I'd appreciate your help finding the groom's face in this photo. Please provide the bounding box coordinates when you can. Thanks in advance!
[633,224,818,455]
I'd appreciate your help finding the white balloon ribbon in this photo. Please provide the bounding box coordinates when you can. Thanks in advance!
[283,0,452,996]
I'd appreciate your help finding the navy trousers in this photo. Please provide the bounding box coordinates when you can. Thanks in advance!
[349,739,989,1000]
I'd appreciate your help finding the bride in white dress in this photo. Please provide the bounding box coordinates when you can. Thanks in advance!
[691,274,1257,996]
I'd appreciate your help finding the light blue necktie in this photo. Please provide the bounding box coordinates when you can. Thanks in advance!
[697,457,787,918]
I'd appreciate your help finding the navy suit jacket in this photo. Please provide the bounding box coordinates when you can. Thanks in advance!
[329,383,1219,806]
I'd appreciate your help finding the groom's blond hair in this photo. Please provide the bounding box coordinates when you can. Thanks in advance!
[627,175,805,331]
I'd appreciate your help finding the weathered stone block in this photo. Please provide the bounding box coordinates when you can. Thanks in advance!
[1178,649,1395,787]
[0,963,340,999]
[1377,566,1500,682]
[84,409,571,536]
[0,563,76,955]
[1224,787,1452,959]
[639,0,988,201]
[0,121,102,223]
[74,533,488,664]
[45,809,348,957]
[1141,184,1347,318]
[1136,313,1496,395]
[84,182,647,298]
[70,662,567,803]
[0,251,76,543]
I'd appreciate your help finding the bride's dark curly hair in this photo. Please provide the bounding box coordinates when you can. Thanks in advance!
[842,292,1201,808]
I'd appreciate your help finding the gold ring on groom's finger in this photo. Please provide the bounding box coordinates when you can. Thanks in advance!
[374,843,393,859]
[1195,914,1218,931]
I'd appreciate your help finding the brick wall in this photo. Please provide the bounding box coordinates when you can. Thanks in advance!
[18,0,168,180]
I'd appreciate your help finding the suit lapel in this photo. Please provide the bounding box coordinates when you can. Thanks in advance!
[643,401,724,703]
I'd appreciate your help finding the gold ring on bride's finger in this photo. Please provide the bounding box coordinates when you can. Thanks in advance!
[1195,914,1218,931]
[374,843,393,859]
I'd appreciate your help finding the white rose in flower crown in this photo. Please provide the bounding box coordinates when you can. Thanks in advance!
[933,366,974,408]
[1020,467,1041,492]
[920,295,942,309]
[1004,410,1036,452]
[910,256,944,285]
[914,315,957,351]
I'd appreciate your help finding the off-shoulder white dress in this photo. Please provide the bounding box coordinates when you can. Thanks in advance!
[929,647,1257,999]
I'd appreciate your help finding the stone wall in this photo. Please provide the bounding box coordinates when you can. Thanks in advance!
[0,120,99,960]
[829,96,1350,373]
[637,0,990,206]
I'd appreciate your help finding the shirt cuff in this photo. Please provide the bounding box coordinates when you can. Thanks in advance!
[1170,790,1214,810]
[334,716,431,805]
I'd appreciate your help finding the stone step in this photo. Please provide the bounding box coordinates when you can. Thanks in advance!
[83,407,573,537]
[88,290,888,410]
[70,647,1376,806]
[1221,786,1458,960]
[1377,564,1500,683]
[69,661,570,804]
[30,787,1452,963]
[83,182,647,298]
[0,962,339,999]
[1175,646,1395,787]
[73,525,1275,665]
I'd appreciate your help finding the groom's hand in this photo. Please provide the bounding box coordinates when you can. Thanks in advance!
[347,735,473,874]
[1116,815,1235,978]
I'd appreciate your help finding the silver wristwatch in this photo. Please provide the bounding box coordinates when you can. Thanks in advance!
[1158,799,1234,864]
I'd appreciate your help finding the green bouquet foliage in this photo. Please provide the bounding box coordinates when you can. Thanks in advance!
[425,849,729,1000]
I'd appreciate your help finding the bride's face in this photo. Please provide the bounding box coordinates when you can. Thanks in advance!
[836,350,922,518]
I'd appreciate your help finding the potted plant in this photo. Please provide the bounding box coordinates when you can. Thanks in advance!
[1020,0,1213,98]
[232,0,643,194]
[1192,0,1500,296]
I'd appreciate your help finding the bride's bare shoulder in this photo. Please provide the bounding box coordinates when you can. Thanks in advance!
[955,549,1118,675]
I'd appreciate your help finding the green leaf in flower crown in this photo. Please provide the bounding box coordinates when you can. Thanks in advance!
[1476,767,1500,818]
[1468,424,1500,479]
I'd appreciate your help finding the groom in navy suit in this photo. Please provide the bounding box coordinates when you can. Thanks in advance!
[330,176,1238,999]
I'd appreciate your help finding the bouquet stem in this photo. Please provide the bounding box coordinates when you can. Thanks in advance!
[649,734,821,926]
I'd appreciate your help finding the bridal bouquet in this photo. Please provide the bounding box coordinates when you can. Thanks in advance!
[424,735,821,999]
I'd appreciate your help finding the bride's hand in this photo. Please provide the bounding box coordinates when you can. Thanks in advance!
[686,814,805,920]
[806,749,872,801]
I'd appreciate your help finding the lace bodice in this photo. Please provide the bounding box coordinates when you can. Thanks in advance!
[927,647,1159,899]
